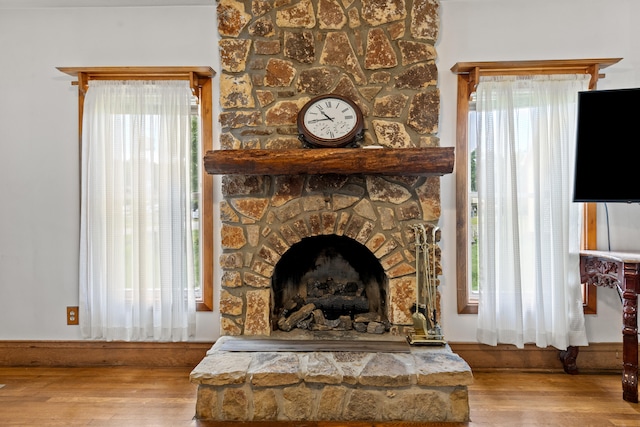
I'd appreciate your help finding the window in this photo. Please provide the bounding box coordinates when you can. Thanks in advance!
[467,101,479,300]
[58,67,214,313]
[451,59,621,315]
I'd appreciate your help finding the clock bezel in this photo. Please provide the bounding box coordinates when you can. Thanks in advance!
[297,94,364,148]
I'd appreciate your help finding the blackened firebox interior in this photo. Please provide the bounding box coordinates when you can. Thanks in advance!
[271,235,387,323]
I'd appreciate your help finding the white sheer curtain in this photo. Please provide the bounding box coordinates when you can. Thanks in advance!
[475,74,590,350]
[79,80,196,341]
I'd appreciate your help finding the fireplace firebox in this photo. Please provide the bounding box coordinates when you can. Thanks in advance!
[272,234,388,334]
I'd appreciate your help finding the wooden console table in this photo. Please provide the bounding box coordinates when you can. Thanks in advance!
[579,250,640,403]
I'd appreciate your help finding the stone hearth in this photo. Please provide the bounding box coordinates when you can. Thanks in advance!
[190,335,472,422]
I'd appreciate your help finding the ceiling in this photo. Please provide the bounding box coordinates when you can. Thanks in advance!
[0,0,467,8]
[0,0,212,8]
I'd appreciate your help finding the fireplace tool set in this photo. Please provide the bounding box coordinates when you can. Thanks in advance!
[407,224,446,346]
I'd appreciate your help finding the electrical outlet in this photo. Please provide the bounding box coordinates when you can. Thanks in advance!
[67,306,79,325]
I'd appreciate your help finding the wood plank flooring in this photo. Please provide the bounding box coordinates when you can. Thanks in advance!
[0,366,638,426]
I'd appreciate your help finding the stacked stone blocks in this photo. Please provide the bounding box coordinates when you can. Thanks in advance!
[215,0,445,337]
[191,336,472,422]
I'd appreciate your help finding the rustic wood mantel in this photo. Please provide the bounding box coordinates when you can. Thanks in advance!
[204,147,454,176]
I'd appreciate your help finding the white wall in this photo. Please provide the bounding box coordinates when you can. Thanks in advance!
[438,0,640,343]
[0,4,220,340]
[1,0,638,344]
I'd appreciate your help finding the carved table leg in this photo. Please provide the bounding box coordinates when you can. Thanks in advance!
[622,262,639,403]
[559,346,580,375]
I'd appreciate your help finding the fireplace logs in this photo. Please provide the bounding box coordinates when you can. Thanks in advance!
[277,298,390,334]
[277,302,316,332]
[306,277,368,312]
[272,235,389,334]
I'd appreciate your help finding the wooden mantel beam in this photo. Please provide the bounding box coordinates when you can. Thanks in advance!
[204,147,455,176]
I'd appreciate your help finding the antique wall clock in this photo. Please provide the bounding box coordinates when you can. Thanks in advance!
[297,94,364,148]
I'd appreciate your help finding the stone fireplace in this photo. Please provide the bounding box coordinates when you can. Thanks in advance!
[217,172,444,337]
[189,0,472,422]
[207,0,448,337]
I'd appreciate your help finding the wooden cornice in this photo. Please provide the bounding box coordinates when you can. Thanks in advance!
[204,147,455,176]
[57,66,215,95]
[450,58,622,94]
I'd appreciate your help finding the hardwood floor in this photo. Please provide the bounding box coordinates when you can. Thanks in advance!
[0,366,638,426]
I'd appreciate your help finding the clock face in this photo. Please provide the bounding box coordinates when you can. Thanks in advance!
[298,95,364,148]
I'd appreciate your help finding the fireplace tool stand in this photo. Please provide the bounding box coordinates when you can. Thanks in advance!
[407,224,446,346]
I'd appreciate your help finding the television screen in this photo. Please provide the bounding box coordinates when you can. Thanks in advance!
[573,87,640,202]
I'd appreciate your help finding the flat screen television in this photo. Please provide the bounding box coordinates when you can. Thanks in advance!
[573,87,640,202]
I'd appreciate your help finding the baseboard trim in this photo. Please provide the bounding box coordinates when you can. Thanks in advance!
[0,340,624,372]
[0,340,214,368]
[449,342,624,373]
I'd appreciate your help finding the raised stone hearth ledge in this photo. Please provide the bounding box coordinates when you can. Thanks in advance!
[190,336,472,422]
[204,147,454,176]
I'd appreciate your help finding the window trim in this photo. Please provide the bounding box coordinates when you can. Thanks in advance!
[450,58,622,315]
[58,66,215,311]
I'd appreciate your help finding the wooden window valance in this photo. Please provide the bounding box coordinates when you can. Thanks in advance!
[451,58,622,97]
[57,66,215,97]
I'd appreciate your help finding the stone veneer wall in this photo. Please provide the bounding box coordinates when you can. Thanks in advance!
[216,0,443,337]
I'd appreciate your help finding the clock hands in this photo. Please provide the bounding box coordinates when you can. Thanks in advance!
[320,111,334,121]
[307,118,333,124]
[307,110,335,125]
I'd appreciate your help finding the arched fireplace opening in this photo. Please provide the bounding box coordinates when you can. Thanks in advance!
[271,234,388,333]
